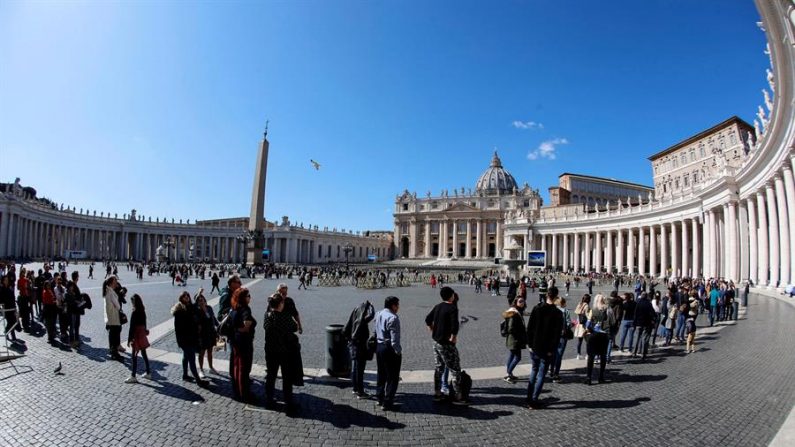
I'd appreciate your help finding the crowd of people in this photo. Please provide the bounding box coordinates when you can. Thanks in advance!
[0,259,744,413]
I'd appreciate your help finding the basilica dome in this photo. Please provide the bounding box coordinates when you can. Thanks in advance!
[475,152,518,194]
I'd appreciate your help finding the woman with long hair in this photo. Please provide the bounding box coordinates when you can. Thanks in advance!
[501,297,527,383]
[103,276,123,360]
[195,292,219,378]
[230,287,256,402]
[125,294,151,383]
[573,294,591,360]
[171,291,208,387]
[584,294,614,385]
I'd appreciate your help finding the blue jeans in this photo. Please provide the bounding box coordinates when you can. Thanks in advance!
[441,367,449,390]
[619,320,635,350]
[551,338,567,376]
[527,351,550,403]
[506,349,522,376]
[708,306,715,326]
[676,314,687,340]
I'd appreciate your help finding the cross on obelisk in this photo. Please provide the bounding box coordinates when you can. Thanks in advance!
[247,123,270,264]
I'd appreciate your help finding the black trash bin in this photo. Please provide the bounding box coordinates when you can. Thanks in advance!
[325,324,351,377]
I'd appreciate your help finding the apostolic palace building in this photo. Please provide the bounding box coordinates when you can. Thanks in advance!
[394,1,795,289]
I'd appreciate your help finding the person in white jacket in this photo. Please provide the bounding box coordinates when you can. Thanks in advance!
[103,276,123,361]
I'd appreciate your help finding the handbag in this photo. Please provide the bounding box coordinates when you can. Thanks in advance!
[119,310,128,325]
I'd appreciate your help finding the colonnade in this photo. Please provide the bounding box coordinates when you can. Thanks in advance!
[0,213,244,262]
[538,157,795,286]
[0,203,393,264]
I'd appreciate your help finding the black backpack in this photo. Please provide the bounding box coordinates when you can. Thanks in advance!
[500,319,509,337]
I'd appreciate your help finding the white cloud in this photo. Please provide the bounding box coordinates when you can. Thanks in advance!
[527,138,568,161]
[512,120,544,130]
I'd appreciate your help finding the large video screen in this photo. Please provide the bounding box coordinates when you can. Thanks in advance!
[527,250,546,268]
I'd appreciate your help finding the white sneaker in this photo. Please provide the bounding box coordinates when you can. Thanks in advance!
[142,373,152,380]
[198,371,206,380]
[124,376,138,384]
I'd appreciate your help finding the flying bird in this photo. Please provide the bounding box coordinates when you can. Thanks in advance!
[310,159,321,170]
[54,362,63,374]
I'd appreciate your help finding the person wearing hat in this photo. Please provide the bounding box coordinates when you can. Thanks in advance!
[685,296,699,353]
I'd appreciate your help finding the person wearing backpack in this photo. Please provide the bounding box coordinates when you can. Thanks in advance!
[502,297,527,383]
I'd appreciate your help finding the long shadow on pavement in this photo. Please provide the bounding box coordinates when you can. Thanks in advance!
[286,394,407,429]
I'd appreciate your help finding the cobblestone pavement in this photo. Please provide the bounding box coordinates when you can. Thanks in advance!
[1,263,794,446]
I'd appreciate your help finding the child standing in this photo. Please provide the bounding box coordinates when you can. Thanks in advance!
[125,294,151,383]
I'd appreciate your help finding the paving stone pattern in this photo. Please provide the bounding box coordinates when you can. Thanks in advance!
[1,263,793,446]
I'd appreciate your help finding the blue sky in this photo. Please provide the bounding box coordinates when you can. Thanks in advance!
[0,0,768,231]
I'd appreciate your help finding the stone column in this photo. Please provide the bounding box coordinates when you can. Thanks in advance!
[765,183,780,287]
[681,219,689,278]
[475,220,482,258]
[440,221,448,258]
[670,222,679,277]
[638,226,646,276]
[409,222,417,258]
[660,223,668,278]
[747,199,759,284]
[616,229,624,273]
[605,230,613,273]
[649,225,657,278]
[496,221,503,257]
[583,232,591,272]
[691,219,700,278]
[710,210,720,278]
[562,233,570,272]
[774,175,791,286]
[0,210,9,258]
[783,164,795,283]
[573,233,580,272]
[451,220,458,258]
[728,202,740,282]
[627,228,635,274]
[424,221,431,258]
[551,233,558,270]
[465,220,472,258]
[594,231,602,273]
[738,201,749,282]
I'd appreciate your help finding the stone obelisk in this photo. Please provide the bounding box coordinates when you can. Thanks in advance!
[247,128,269,264]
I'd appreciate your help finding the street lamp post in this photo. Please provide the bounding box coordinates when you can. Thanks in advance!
[163,238,175,263]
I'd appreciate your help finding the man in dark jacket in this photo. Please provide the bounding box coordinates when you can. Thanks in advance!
[343,301,375,398]
[216,275,241,319]
[525,286,564,409]
[632,292,657,360]
[425,286,467,405]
